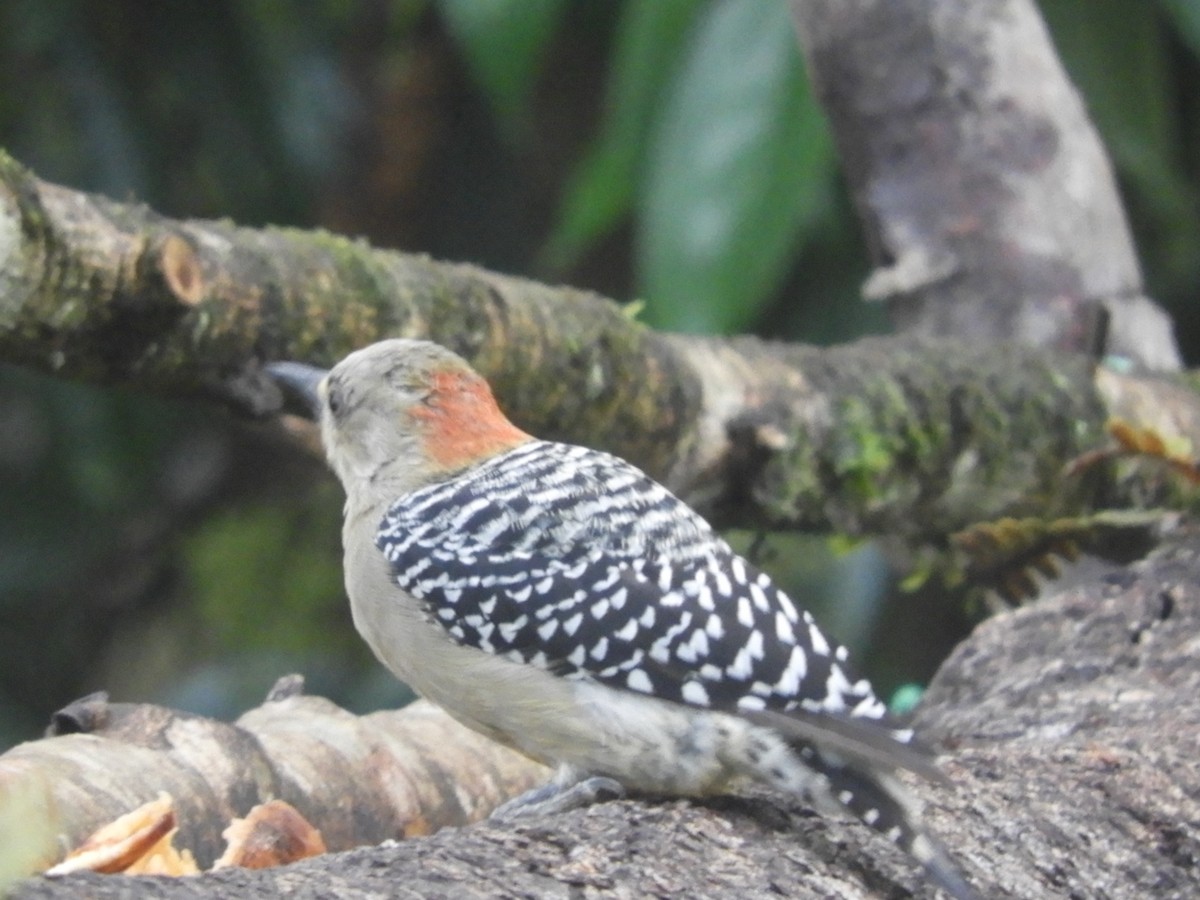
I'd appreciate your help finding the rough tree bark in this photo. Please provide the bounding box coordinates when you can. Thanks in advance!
[0,685,546,873]
[790,0,1180,370]
[12,537,1200,898]
[2,153,1197,543]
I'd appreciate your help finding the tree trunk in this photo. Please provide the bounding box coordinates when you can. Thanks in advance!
[790,0,1180,370]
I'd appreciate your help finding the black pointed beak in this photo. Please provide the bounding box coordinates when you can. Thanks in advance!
[265,361,327,419]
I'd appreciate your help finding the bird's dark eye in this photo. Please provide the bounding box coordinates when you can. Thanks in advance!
[327,386,343,416]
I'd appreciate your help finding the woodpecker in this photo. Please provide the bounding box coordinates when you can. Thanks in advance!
[267,339,975,898]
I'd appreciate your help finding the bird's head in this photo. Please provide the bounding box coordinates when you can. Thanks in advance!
[268,339,530,498]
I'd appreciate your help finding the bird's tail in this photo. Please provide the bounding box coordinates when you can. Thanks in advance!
[817,763,977,900]
[730,707,976,898]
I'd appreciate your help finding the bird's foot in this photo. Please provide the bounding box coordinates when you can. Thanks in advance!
[491,775,625,820]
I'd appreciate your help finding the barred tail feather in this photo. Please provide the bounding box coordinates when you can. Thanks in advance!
[730,713,977,898]
[820,765,978,900]
[738,706,948,783]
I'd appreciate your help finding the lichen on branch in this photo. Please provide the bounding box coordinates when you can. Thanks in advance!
[2,149,1199,543]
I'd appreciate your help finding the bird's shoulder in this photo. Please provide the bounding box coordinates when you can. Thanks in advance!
[377,439,722,563]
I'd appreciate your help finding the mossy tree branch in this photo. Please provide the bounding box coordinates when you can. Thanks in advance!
[2,149,1199,543]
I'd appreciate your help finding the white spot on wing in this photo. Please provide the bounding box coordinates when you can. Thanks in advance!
[775,611,795,644]
[657,565,673,591]
[498,615,528,642]
[777,645,807,694]
[808,620,831,656]
[614,619,639,642]
[821,664,858,713]
[746,629,764,660]
[649,642,672,664]
[681,681,710,706]
[626,669,653,693]
[730,557,747,585]
[714,569,732,597]
[737,597,754,628]
[705,614,725,639]
[749,581,770,612]
[851,695,887,720]
[727,644,754,679]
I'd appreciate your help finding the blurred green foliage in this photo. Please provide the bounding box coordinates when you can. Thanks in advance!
[187,497,346,656]
[0,0,1198,748]
[0,372,202,743]
[635,0,834,333]
[439,0,567,137]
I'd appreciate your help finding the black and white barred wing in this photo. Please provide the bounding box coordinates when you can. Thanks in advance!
[377,440,894,731]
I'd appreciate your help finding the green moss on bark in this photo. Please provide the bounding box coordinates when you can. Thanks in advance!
[758,339,1107,540]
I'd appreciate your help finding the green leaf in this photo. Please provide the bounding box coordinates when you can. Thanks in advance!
[1041,0,1173,164]
[437,0,566,135]
[1040,0,1195,223]
[1158,0,1200,59]
[636,0,834,333]
[187,501,344,655]
[1041,0,1200,298]
[542,0,704,271]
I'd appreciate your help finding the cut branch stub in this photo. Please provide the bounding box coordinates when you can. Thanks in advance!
[0,150,703,482]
